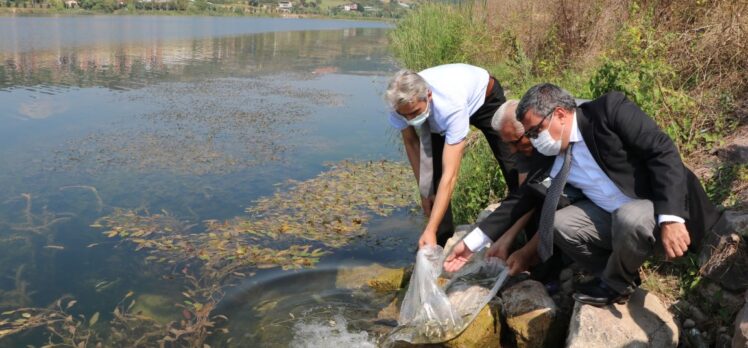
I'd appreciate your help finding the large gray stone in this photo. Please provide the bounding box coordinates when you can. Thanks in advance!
[725,210,748,237]
[501,279,560,348]
[566,289,679,348]
[733,291,748,348]
[699,211,748,292]
[697,282,744,311]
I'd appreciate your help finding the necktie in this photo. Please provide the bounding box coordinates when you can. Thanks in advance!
[418,121,434,199]
[537,143,574,261]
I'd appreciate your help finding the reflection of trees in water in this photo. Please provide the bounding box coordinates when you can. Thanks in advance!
[0,28,391,91]
[52,76,345,175]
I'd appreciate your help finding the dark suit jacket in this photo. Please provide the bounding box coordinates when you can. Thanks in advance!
[576,91,721,249]
[479,92,721,250]
[478,152,555,241]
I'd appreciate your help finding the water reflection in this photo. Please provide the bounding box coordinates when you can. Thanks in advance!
[1,27,392,92]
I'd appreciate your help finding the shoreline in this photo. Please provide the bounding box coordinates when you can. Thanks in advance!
[0,7,396,22]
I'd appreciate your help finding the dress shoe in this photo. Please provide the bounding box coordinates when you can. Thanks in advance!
[573,274,640,292]
[572,279,631,307]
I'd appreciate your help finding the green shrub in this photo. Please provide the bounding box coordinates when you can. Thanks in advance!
[388,3,488,71]
[451,134,506,224]
[589,24,691,153]
[587,5,728,155]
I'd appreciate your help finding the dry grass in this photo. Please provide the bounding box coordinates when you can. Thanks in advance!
[639,263,681,307]
[660,0,748,89]
[482,0,630,68]
[478,0,746,161]
[660,0,748,146]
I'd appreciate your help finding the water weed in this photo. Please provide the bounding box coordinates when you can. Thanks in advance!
[0,160,414,345]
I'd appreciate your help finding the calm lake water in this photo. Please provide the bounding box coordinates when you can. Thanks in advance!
[0,16,421,347]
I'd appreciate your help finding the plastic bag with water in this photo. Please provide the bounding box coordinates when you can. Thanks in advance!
[383,244,509,345]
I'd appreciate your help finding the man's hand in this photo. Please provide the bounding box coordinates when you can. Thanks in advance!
[661,222,690,259]
[505,246,540,276]
[443,241,473,272]
[420,195,434,217]
[486,232,513,261]
[418,231,437,248]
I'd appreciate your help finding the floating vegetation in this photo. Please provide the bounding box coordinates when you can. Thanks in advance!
[223,160,414,248]
[0,291,229,347]
[0,160,414,346]
[53,77,347,175]
[94,160,413,275]
[95,207,329,276]
[109,288,230,348]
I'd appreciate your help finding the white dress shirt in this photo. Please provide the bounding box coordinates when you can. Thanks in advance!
[463,112,684,252]
[388,64,489,145]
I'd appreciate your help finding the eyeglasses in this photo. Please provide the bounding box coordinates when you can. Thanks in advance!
[508,133,525,146]
[523,110,554,139]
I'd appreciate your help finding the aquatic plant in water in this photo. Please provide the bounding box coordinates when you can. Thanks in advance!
[0,298,102,347]
[0,160,414,346]
[224,160,414,248]
[95,160,413,271]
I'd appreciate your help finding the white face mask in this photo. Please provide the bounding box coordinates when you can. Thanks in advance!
[401,102,430,127]
[530,116,566,156]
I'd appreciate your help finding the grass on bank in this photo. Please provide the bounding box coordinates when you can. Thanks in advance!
[389,0,746,221]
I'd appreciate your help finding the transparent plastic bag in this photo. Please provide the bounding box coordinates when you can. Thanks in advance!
[383,244,509,345]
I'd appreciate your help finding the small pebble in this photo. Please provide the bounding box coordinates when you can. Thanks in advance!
[686,328,708,348]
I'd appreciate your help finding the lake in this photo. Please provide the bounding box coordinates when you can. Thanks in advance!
[0,16,421,347]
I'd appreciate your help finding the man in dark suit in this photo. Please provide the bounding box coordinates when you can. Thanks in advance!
[515,83,722,306]
[444,100,558,275]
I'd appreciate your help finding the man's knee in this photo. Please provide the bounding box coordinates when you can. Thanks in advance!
[553,207,586,246]
[612,200,656,248]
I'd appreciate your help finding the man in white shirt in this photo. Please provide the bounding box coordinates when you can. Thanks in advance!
[510,83,721,306]
[385,64,521,247]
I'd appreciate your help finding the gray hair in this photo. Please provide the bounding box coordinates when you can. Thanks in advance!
[516,83,576,121]
[385,69,429,109]
[491,100,523,137]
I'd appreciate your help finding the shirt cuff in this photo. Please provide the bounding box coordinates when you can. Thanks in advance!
[658,214,685,225]
[463,226,492,252]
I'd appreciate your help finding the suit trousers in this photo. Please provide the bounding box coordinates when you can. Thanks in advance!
[553,199,658,294]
